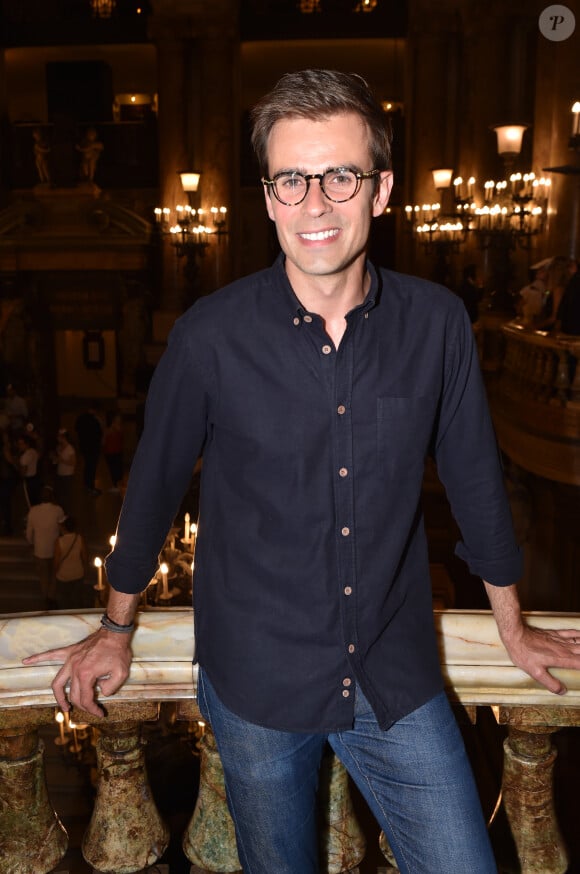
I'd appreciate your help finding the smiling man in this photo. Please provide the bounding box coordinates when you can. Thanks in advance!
[25,70,580,874]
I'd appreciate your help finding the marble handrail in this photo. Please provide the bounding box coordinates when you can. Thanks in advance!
[2,607,580,710]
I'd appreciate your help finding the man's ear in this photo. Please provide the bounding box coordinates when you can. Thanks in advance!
[372,171,394,218]
[263,183,276,221]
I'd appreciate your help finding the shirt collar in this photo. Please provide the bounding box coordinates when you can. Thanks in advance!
[273,252,380,320]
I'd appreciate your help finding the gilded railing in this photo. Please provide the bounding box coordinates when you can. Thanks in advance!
[2,608,580,874]
[492,321,580,485]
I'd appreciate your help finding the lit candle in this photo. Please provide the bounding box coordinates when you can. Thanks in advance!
[68,719,81,754]
[190,522,198,552]
[453,176,463,198]
[55,710,66,746]
[109,534,116,549]
[467,177,475,198]
[572,101,580,137]
[94,556,105,591]
[158,562,171,600]
[184,512,190,544]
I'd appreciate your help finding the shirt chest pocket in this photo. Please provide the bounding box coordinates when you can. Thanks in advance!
[376,395,437,480]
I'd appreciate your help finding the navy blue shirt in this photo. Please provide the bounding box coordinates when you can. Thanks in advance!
[106,255,522,731]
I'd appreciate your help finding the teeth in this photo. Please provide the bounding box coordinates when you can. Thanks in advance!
[299,229,339,241]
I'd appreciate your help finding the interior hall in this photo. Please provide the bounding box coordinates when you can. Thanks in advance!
[1,1,580,873]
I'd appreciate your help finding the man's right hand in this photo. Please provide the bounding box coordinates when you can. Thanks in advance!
[22,627,133,718]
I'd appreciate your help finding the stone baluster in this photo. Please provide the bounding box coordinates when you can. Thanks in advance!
[568,350,580,402]
[501,721,568,873]
[182,726,241,872]
[532,348,547,400]
[0,708,68,874]
[81,702,169,873]
[540,349,556,402]
[183,722,367,873]
[553,349,571,406]
[318,747,366,873]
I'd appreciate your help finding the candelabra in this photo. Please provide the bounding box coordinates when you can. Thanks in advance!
[405,121,553,259]
[154,169,229,296]
[405,170,550,254]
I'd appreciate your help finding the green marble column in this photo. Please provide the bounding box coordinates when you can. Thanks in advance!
[502,725,568,873]
[182,728,241,872]
[318,749,366,873]
[82,714,169,873]
[0,717,67,874]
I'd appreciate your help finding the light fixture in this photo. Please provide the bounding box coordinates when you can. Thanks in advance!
[154,173,229,294]
[492,124,529,160]
[431,168,454,190]
[90,0,116,18]
[179,171,201,193]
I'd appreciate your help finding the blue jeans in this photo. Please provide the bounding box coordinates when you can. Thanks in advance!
[197,668,497,874]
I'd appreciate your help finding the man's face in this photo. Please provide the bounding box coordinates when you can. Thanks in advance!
[262,113,393,286]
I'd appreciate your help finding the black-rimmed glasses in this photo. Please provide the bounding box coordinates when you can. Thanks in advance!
[261,168,381,206]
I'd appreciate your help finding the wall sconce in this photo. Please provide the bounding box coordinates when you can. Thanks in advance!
[154,169,228,294]
[431,168,454,190]
[179,171,201,193]
[492,124,529,167]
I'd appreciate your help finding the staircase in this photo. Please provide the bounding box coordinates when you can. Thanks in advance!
[0,535,44,614]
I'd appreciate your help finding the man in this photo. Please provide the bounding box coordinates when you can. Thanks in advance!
[74,404,103,495]
[25,485,63,609]
[25,70,580,874]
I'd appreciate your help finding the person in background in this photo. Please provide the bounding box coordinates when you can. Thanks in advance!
[25,69,580,874]
[0,426,18,535]
[25,485,63,609]
[102,411,124,493]
[457,263,483,324]
[556,260,580,336]
[17,432,41,507]
[4,383,28,435]
[53,515,88,610]
[536,255,574,331]
[517,258,550,327]
[75,405,103,496]
[52,428,76,512]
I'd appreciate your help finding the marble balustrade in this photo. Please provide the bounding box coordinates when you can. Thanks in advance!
[1,607,580,873]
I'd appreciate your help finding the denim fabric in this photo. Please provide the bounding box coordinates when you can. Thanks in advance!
[198,667,497,874]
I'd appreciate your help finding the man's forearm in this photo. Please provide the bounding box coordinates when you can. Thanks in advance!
[483,580,526,647]
[104,589,142,627]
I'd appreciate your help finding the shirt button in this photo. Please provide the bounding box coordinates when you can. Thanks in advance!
[343,677,352,687]
[339,467,348,478]
[341,526,350,537]
[348,644,355,654]
[342,690,350,698]
[322,344,332,355]
[344,586,352,596]
[303,314,313,323]
[293,316,300,326]
[337,405,346,415]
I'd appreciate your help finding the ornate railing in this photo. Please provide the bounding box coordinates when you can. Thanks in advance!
[490,321,580,486]
[2,607,580,874]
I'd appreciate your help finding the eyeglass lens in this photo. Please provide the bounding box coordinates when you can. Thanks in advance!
[274,169,359,204]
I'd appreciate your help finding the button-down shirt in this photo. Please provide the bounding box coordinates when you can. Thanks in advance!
[106,255,522,731]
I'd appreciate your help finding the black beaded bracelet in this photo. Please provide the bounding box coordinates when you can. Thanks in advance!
[100,613,135,634]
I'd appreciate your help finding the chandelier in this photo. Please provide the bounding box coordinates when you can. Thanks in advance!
[405,125,551,252]
[90,0,116,18]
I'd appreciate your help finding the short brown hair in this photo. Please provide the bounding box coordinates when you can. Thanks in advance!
[250,69,392,178]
